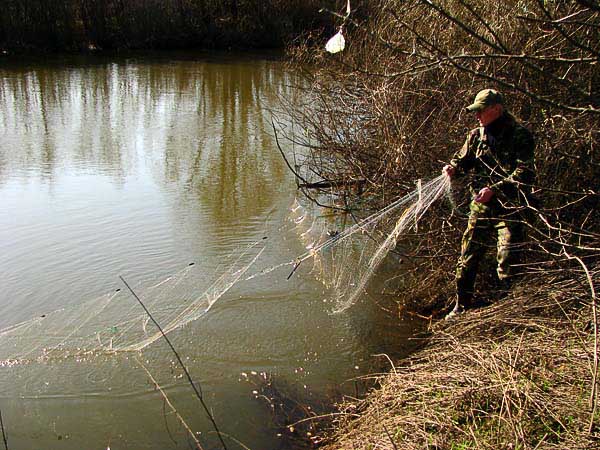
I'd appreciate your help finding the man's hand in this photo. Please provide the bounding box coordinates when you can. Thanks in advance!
[442,164,455,178]
[474,187,494,203]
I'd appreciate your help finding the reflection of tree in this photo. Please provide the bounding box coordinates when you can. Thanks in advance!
[136,56,296,230]
[187,60,290,227]
[0,60,128,187]
[0,55,295,229]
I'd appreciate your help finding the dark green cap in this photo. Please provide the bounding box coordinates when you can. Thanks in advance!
[466,89,503,112]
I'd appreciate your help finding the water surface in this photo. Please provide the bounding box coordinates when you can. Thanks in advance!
[0,52,419,449]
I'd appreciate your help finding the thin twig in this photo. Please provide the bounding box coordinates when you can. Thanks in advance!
[119,276,228,450]
[135,356,203,450]
[563,253,598,433]
[383,423,399,450]
[0,409,8,450]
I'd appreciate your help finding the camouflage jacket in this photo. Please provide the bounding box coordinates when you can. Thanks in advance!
[450,113,535,204]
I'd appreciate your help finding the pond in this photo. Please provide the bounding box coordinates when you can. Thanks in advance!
[0,52,420,449]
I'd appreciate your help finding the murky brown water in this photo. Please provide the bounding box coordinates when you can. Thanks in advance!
[0,52,420,449]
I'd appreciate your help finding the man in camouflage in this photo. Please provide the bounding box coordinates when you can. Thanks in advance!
[442,89,535,319]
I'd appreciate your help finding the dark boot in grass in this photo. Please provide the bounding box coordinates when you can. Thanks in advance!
[444,293,474,320]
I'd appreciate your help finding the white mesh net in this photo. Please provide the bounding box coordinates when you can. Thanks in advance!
[0,241,265,366]
[0,175,449,367]
[289,175,451,312]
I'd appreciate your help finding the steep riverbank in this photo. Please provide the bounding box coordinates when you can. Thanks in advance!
[320,272,600,449]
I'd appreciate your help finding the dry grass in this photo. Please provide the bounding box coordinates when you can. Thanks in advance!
[320,271,600,449]
[283,2,600,448]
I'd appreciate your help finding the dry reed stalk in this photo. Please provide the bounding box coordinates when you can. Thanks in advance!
[135,356,204,450]
[320,270,600,449]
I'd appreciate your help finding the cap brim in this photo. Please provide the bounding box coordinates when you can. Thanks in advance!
[466,102,485,112]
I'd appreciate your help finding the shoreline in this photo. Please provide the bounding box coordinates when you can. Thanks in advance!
[318,272,599,449]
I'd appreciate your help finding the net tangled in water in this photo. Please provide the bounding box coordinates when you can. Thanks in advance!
[0,175,449,366]
[289,175,451,312]
[0,242,265,365]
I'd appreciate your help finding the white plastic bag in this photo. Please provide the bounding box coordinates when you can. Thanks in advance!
[325,30,345,54]
[325,1,350,54]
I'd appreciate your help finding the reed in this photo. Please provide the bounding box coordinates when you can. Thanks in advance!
[322,269,600,448]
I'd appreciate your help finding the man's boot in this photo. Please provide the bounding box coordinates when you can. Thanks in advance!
[444,298,464,320]
[444,292,473,320]
[495,277,512,300]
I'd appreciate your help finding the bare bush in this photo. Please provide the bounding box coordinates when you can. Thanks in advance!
[286,1,600,447]
[288,0,599,310]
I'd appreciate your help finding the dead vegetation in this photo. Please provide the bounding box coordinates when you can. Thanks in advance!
[286,0,600,310]
[320,270,600,449]
[281,0,600,448]
[0,0,338,52]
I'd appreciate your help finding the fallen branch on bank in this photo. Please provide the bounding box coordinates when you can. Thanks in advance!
[298,179,366,190]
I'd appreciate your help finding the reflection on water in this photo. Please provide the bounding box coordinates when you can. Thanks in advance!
[0,54,287,227]
[0,53,420,450]
[0,54,295,321]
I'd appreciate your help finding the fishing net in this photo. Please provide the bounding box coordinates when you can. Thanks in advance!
[289,175,451,312]
[0,175,449,367]
[0,241,265,366]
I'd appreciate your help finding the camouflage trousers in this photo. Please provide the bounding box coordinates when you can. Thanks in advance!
[456,200,523,305]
